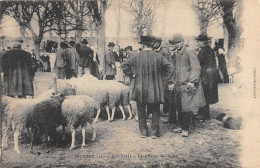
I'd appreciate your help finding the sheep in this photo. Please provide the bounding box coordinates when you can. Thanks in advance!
[74,81,111,123]
[97,81,133,121]
[1,93,65,154]
[52,78,133,122]
[61,95,99,149]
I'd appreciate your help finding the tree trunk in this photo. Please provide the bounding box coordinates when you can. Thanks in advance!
[97,0,106,74]
[219,0,242,67]
[19,25,27,42]
[75,30,83,43]
[198,16,208,35]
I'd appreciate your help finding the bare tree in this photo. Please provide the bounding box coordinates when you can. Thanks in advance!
[125,0,158,38]
[191,0,221,35]
[66,0,93,43]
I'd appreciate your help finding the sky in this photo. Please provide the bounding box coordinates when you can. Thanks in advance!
[0,0,224,39]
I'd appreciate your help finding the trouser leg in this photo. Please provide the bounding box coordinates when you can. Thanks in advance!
[198,103,210,119]
[163,90,170,114]
[180,112,190,131]
[168,91,177,124]
[150,103,160,137]
[137,102,149,136]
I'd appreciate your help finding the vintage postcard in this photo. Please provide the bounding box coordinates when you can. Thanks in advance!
[0,0,259,167]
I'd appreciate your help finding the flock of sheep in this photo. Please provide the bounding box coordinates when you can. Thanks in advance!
[1,74,138,156]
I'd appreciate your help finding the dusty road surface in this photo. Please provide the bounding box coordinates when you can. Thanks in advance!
[1,83,242,168]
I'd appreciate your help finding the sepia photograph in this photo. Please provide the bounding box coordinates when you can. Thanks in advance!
[0,0,259,167]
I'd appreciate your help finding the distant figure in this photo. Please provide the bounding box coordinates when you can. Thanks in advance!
[40,54,51,72]
[77,39,94,77]
[196,35,219,120]
[54,42,68,79]
[104,42,116,80]
[126,46,134,59]
[65,41,79,79]
[2,38,36,98]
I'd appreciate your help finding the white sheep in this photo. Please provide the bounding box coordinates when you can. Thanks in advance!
[52,78,133,122]
[61,95,99,150]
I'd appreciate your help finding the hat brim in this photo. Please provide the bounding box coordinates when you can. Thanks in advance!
[107,44,115,46]
[195,38,209,41]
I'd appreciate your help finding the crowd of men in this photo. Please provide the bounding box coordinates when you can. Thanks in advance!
[1,33,220,138]
[121,34,219,138]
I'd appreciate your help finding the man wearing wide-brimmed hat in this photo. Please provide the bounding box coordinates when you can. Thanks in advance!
[196,34,219,120]
[1,38,35,98]
[167,33,206,137]
[121,36,175,139]
[104,42,116,80]
[77,38,94,77]
[64,40,79,79]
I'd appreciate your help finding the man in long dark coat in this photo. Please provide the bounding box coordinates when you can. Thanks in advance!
[2,39,35,98]
[152,36,172,116]
[121,36,175,139]
[65,41,79,79]
[196,35,219,120]
[170,34,206,137]
[104,42,117,80]
[78,39,94,77]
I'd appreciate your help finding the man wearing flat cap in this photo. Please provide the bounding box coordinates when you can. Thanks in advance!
[1,38,35,98]
[65,41,79,79]
[196,35,219,120]
[167,33,206,137]
[78,38,94,77]
[121,36,175,139]
[104,42,117,80]
[54,42,69,79]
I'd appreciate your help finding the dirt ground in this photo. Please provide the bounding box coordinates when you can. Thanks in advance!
[1,84,242,168]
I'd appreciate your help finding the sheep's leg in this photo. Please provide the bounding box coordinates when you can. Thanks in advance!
[30,127,36,154]
[105,106,111,122]
[127,104,133,119]
[70,129,76,150]
[14,130,21,154]
[119,105,126,120]
[89,123,96,141]
[110,107,116,121]
[94,108,101,123]
[81,126,86,148]
[62,125,66,140]
[135,110,139,121]
[2,127,11,148]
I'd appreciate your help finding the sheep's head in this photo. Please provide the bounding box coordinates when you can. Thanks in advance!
[51,93,65,103]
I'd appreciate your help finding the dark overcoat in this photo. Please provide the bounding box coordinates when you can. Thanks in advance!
[197,45,219,104]
[174,46,206,112]
[2,48,34,97]
[121,50,174,104]
[78,46,93,67]
[104,49,117,75]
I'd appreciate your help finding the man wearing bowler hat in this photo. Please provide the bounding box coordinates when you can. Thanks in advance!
[196,35,219,120]
[121,36,175,139]
[168,33,206,137]
[78,38,94,77]
[2,38,35,98]
[104,42,117,80]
